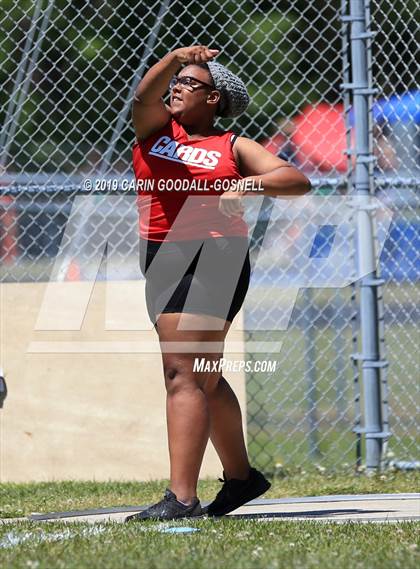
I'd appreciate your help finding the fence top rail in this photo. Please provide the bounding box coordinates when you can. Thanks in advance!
[0,175,418,196]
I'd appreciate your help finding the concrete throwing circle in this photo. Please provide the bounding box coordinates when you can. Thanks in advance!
[2,493,418,525]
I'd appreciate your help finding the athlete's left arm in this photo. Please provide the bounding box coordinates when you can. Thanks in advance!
[234,136,311,197]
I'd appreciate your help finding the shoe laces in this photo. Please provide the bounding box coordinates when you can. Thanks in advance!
[164,488,198,508]
[215,471,249,501]
[150,490,173,510]
[218,469,252,485]
[163,488,182,503]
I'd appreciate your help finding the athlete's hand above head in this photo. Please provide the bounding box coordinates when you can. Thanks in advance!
[172,46,220,65]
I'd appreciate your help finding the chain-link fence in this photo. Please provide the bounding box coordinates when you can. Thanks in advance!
[369,0,419,469]
[0,0,418,473]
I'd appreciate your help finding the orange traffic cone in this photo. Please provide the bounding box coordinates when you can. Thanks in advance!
[66,259,81,281]
[0,196,18,265]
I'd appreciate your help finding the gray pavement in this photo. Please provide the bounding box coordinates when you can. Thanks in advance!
[1,494,419,525]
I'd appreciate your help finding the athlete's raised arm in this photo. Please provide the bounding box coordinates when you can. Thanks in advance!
[234,137,311,197]
[132,46,219,140]
[218,137,310,217]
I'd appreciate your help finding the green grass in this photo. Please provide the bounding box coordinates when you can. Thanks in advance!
[1,472,419,569]
[2,470,419,518]
[0,519,419,569]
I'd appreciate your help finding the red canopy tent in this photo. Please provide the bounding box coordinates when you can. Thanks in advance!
[292,102,351,173]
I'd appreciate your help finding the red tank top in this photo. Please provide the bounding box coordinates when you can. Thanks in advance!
[133,118,249,242]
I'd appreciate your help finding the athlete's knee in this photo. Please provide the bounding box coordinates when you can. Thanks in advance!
[163,358,195,394]
[193,356,224,395]
[164,363,182,384]
[164,366,178,381]
[200,372,223,396]
[206,374,226,393]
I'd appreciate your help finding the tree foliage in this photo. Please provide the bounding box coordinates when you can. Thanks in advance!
[0,0,416,171]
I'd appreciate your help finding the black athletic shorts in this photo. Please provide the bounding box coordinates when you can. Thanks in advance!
[139,236,251,326]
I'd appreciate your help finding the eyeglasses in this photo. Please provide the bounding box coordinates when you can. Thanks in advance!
[169,75,214,91]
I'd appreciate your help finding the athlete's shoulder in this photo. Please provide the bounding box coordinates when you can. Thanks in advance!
[230,135,261,163]
[133,116,178,149]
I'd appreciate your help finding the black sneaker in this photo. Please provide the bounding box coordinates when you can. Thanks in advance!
[203,467,271,517]
[124,488,203,522]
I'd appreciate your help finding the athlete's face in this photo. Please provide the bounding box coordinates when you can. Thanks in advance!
[170,65,220,123]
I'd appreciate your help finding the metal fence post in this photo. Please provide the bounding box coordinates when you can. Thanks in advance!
[347,0,389,472]
[302,288,321,460]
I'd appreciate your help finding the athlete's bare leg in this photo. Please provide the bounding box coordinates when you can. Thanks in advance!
[156,311,250,505]
[206,375,251,481]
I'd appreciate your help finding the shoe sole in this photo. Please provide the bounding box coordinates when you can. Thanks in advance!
[205,478,271,517]
[125,511,206,522]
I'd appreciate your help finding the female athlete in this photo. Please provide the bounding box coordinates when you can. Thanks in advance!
[125,46,310,521]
